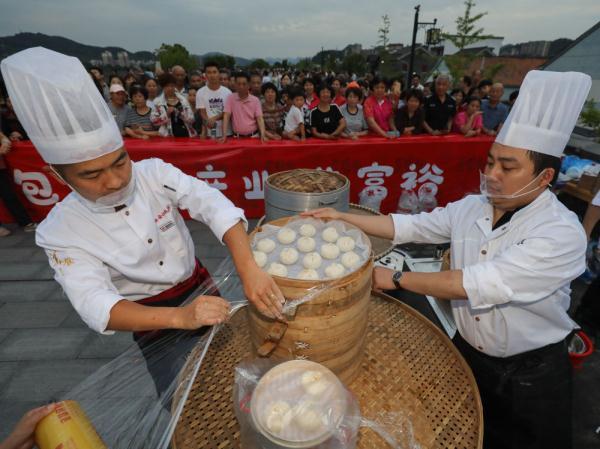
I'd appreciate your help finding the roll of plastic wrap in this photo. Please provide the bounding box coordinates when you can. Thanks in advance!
[35,400,107,449]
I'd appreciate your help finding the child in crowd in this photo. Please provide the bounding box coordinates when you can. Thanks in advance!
[283,89,306,141]
[452,96,483,137]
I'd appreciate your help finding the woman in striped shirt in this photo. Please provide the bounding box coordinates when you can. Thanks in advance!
[124,85,159,140]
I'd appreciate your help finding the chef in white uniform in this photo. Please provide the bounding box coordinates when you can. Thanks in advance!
[305,70,591,449]
[1,47,285,395]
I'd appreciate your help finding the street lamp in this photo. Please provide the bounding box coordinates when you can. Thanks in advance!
[407,5,437,88]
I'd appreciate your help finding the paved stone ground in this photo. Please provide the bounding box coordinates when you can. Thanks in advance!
[0,220,598,447]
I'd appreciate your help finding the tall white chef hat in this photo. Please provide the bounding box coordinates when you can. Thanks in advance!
[495,70,591,158]
[0,47,123,165]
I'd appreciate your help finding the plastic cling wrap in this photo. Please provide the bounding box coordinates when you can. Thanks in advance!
[62,256,245,449]
[234,359,361,449]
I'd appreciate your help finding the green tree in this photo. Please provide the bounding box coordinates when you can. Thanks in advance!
[443,0,493,51]
[206,54,236,69]
[249,58,270,70]
[442,0,494,84]
[378,14,391,49]
[324,53,340,73]
[155,43,198,72]
[342,53,367,75]
[580,99,600,141]
[296,57,314,71]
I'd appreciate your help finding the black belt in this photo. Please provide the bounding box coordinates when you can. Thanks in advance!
[234,131,258,138]
[454,331,568,367]
[454,331,570,394]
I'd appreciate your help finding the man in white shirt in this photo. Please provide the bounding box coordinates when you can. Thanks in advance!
[304,71,592,449]
[1,47,284,397]
[196,60,232,139]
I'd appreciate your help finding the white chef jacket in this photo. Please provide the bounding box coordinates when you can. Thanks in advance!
[392,190,587,357]
[36,158,246,335]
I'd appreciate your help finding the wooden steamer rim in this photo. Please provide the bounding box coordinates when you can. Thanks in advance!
[266,169,349,195]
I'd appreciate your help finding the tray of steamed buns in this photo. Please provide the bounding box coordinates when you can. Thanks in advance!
[251,217,371,281]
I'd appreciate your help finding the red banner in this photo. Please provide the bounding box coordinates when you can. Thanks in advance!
[1,135,493,223]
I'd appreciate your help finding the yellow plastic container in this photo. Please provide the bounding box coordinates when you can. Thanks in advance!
[35,400,107,449]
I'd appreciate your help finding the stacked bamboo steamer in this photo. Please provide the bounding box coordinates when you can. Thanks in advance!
[249,216,373,383]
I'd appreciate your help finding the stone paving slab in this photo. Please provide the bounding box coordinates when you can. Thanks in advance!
[0,359,113,402]
[59,309,90,328]
[0,361,19,390]
[78,332,135,359]
[0,328,92,361]
[0,400,41,441]
[0,329,13,344]
[0,280,64,302]
[0,262,54,281]
[0,302,73,329]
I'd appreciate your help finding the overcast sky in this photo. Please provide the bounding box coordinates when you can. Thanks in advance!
[1,0,598,59]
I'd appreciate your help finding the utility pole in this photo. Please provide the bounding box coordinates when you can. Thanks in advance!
[321,46,325,70]
[407,5,437,88]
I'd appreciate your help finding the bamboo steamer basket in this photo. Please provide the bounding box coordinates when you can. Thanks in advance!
[249,216,373,383]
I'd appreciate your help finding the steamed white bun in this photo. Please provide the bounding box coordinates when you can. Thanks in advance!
[299,223,317,237]
[253,250,267,268]
[297,236,316,253]
[341,251,361,269]
[320,243,340,260]
[293,406,324,433]
[256,238,276,253]
[324,263,345,279]
[280,247,299,265]
[322,226,339,243]
[264,401,291,434]
[301,370,331,396]
[336,236,356,252]
[267,262,288,277]
[277,228,297,245]
[303,252,322,269]
[297,269,319,280]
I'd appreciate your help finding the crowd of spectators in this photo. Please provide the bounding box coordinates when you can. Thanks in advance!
[68,62,517,142]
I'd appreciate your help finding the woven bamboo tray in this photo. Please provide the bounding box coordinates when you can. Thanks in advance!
[256,203,395,261]
[172,292,483,449]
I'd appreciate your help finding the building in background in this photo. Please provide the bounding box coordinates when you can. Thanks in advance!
[441,36,504,56]
[542,21,600,105]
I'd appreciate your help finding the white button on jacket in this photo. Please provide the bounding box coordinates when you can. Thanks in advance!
[392,190,586,357]
[36,158,246,334]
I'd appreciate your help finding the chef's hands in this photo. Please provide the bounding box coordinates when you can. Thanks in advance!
[300,207,343,221]
[372,267,395,291]
[0,404,55,449]
[176,295,231,329]
[241,265,285,320]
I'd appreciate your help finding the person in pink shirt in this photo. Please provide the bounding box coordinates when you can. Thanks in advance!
[452,96,483,137]
[363,77,397,139]
[220,71,267,143]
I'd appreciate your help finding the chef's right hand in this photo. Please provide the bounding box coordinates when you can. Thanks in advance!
[176,295,231,329]
[300,207,342,221]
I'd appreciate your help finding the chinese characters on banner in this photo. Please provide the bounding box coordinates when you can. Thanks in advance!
[2,136,492,222]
